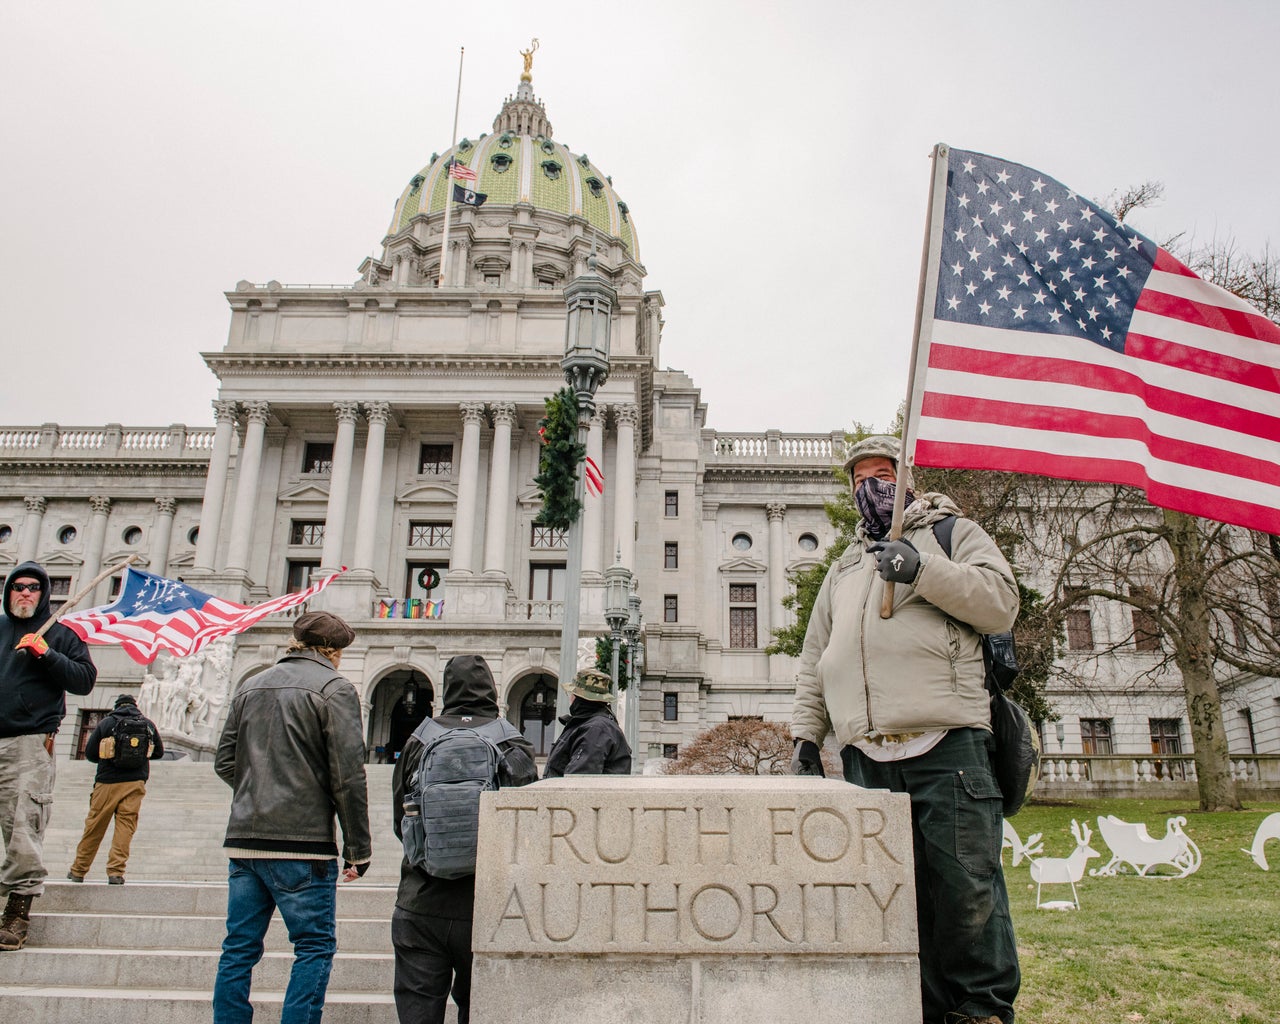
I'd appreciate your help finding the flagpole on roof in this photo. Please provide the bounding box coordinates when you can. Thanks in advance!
[881,142,951,619]
[437,46,465,289]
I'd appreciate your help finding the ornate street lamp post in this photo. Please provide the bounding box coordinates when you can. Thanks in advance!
[555,253,617,727]
[623,587,643,766]
[603,553,633,692]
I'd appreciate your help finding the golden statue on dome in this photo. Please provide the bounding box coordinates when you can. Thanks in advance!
[519,38,539,81]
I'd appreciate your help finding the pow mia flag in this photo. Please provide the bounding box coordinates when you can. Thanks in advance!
[452,183,487,207]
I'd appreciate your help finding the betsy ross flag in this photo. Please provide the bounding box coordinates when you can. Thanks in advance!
[584,455,604,497]
[906,145,1280,535]
[451,183,487,207]
[448,161,477,182]
[61,567,343,665]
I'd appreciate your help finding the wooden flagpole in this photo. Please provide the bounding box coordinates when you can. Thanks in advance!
[27,554,139,642]
[882,143,951,618]
[437,46,466,289]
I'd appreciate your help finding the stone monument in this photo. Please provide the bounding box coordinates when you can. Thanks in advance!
[471,776,921,1024]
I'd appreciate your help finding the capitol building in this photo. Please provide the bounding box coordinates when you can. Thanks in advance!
[2,64,1277,780]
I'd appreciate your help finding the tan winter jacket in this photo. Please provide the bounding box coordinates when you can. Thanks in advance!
[792,499,1019,749]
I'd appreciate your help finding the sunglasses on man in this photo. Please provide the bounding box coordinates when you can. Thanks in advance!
[10,583,42,593]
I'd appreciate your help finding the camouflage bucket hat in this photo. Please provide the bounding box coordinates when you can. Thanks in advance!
[562,668,615,703]
[841,434,901,476]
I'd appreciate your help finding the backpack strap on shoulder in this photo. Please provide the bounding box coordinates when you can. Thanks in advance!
[410,717,447,746]
[931,515,957,559]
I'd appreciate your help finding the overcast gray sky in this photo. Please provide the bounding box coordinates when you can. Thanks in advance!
[3,1,1277,435]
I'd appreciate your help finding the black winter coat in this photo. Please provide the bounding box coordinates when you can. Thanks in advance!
[392,655,537,920]
[0,561,97,738]
[543,698,632,778]
[85,705,165,783]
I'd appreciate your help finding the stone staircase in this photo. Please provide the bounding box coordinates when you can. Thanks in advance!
[0,759,452,1022]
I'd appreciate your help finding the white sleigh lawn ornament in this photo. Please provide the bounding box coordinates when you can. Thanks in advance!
[1028,819,1100,910]
[1243,812,1280,870]
[1002,819,1044,866]
[1092,814,1202,878]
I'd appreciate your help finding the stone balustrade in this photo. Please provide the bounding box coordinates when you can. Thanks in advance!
[705,429,848,463]
[0,423,215,459]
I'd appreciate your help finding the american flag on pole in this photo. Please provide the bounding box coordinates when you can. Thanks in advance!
[906,146,1280,535]
[584,455,604,497]
[61,567,344,665]
[448,160,477,182]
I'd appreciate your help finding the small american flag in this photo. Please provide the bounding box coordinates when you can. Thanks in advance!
[448,161,477,182]
[62,567,343,665]
[909,146,1280,534]
[585,456,604,497]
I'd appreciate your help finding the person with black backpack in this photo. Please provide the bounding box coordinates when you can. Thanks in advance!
[67,694,164,884]
[391,654,537,1024]
[790,435,1022,1024]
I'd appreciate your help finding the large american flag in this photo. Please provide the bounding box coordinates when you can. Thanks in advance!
[61,567,343,665]
[908,146,1280,534]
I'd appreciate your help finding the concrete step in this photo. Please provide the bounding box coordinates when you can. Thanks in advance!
[37,880,398,918]
[0,987,404,1024]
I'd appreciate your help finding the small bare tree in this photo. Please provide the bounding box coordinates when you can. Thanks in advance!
[663,720,794,776]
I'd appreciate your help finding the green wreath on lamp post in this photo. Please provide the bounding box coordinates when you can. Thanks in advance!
[534,387,586,531]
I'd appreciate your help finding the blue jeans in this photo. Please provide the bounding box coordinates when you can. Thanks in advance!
[213,858,338,1024]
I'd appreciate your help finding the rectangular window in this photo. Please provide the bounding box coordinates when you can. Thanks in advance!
[1242,708,1258,755]
[1130,589,1161,651]
[663,743,679,760]
[48,575,72,612]
[729,583,758,649]
[665,491,679,517]
[664,594,678,623]
[302,442,334,475]
[290,520,325,546]
[408,521,452,548]
[529,563,566,602]
[1065,608,1094,650]
[74,709,109,760]
[419,443,453,475]
[285,560,320,594]
[405,561,448,605]
[531,524,567,549]
[1149,717,1185,780]
[109,576,122,600]
[1079,718,1113,755]
[663,692,679,721]
[664,542,679,569]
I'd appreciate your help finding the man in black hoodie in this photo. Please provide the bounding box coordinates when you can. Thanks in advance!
[0,561,98,950]
[67,693,164,884]
[391,655,537,1024]
[543,668,632,777]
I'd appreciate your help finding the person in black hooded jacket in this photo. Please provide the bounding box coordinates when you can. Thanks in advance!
[390,654,537,1024]
[542,668,632,778]
[67,693,164,884]
[0,560,98,951]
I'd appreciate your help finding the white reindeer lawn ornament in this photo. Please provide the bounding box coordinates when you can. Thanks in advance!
[1243,812,1280,870]
[1027,819,1100,910]
[1092,815,1202,878]
[1002,819,1044,866]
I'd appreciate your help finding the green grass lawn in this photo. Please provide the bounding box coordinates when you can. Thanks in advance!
[1004,799,1280,1024]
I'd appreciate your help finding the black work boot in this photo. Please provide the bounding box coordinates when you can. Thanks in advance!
[0,893,34,951]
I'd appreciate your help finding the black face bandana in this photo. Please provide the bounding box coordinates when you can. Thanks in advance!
[855,476,914,540]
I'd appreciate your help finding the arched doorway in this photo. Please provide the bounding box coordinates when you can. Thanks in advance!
[367,669,434,764]
[511,672,558,757]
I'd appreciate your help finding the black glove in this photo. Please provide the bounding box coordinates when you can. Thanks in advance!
[868,537,920,584]
[344,860,370,878]
[790,739,825,777]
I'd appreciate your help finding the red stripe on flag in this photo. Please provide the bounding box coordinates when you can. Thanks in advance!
[914,440,1280,535]
[1135,289,1280,345]
[1125,332,1280,396]
[584,456,604,497]
[1153,248,1198,276]
[927,343,1280,442]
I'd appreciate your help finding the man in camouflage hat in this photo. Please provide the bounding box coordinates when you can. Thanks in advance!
[543,668,631,777]
[213,610,371,1024]
[791,435,1021,1024]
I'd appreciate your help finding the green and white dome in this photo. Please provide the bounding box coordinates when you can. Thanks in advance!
[387,80,638,260]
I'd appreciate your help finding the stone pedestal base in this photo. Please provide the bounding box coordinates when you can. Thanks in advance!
[470,776,921,1024]
[443,573,512,622]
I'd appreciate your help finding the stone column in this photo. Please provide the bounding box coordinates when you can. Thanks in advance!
[582,405,606,576]
[82,495,111,604]
[352,402,391,574]
[321,401,361,572]
[483,403,516,576]
[194,400,238,570]
[151,497,177,577]
[612,404,639,570]
[767,502,787,635]
[224,400,270,573]
[17,496,46,564]
[450,402,487,574]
